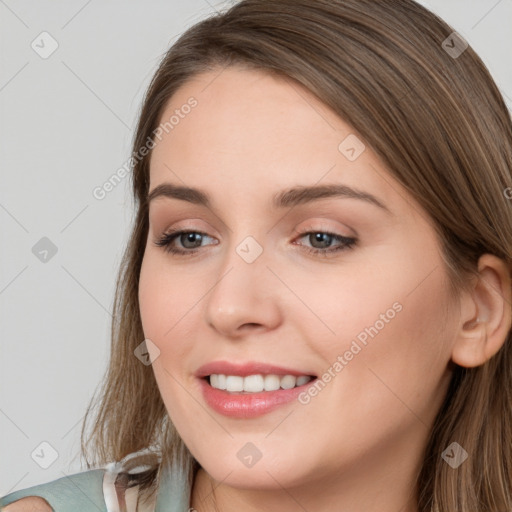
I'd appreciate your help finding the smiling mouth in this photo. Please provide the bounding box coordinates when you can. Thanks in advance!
[204,373,317,393]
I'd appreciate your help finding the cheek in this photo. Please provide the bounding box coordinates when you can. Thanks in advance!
[138,252,195,341]
[138,261,189,429]
[318,236,453,361]
[138,257,163,340]
[138,253,202,403]
[314,260,454,436]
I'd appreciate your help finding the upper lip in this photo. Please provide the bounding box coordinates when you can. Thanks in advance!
[195,360,317,378]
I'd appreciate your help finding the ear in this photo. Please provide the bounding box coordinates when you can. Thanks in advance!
[451,253,512,368]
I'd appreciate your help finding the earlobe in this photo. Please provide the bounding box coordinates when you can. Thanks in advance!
[451,254,512,368]
[451,318,488,368]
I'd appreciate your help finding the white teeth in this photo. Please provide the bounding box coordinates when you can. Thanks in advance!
[280,375,296,389]
[243,374,264,392]
[210,374,227,390]
[264,374,281,391]
[217,374,227,390]
[225,375,244,392]
[208,374,313,392]
[210,374,219,388]
[296,375,310,386]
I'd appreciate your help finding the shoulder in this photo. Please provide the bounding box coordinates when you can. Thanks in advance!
[0,468,106,512]
[1,496,52,511]
[1,458,192,512]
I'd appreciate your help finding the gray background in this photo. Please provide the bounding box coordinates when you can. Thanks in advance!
[1,0,511,496]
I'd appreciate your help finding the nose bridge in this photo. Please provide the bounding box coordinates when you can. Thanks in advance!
[204,231,281,336]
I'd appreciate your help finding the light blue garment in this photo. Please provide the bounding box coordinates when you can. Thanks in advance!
[0,462,191,511]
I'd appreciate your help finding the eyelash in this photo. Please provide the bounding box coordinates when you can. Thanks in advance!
[153,228,357,258]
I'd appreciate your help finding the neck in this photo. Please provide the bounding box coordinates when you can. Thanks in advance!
[189,436,424,512]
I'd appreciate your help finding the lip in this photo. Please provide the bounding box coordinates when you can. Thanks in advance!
[195,360,317,378]
[195,360,318,419]
[198,376,317,418]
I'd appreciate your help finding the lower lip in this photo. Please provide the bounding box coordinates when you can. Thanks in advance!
[198,377,317,418]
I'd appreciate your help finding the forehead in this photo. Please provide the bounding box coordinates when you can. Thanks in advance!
[150,66,354,168]
[163,66,330,122]
[146,66,420,223]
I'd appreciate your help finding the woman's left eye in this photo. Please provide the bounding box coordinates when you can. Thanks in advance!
[294,231,357,257]
[153,229,357,258]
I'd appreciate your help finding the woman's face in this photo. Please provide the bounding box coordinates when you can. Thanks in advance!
[139,66,458,493]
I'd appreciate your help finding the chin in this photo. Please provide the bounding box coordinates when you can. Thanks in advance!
[197,451,313,490]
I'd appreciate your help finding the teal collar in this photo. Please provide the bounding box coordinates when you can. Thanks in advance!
[155,461,193,511]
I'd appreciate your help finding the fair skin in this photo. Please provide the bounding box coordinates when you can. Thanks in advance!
[7,68,510,512]
[136,66,511,512]
[3,497,52,512]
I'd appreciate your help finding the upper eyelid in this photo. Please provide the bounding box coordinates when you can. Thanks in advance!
[160,224,350,236]
[155,216,354,235]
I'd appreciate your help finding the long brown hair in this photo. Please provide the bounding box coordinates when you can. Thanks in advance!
[80,1,512,510]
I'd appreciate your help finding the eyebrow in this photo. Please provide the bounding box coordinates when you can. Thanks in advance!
[147,183,392,214]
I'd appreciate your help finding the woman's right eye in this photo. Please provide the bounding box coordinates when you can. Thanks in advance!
[153,230,217,256]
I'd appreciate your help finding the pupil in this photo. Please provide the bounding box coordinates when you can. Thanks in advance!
[312,233,331,248]
[182,233,201,248]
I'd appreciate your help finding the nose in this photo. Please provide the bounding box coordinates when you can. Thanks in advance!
[204,239,282,339]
